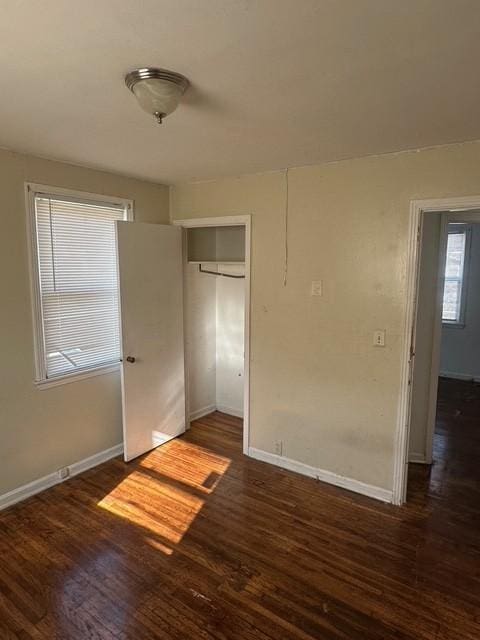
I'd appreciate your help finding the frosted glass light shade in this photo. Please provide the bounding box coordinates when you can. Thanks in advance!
[125,68,189,123]
[132,78,182,117]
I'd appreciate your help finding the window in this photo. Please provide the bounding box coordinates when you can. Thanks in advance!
[442,224,470,325]
[27,184,131,384]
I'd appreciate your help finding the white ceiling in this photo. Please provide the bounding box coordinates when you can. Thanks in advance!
[1,1,480,184]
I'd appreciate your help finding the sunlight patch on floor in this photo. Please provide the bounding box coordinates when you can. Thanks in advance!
[97,438,231,552]
[140,438,232,493]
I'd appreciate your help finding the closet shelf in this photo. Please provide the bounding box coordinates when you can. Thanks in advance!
[187,225,246,263]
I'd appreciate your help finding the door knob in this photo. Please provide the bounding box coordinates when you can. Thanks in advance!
[126,356,136,363]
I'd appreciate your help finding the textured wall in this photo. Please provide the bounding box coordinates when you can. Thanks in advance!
[0,149,169,495]
[172,140,480,492]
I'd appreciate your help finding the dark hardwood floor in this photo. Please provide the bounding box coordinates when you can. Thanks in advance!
[1,391,480,639]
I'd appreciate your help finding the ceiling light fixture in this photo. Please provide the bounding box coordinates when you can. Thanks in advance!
[125,67,189,124]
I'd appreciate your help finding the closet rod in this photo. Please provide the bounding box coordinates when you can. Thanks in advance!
[198,264,245,279]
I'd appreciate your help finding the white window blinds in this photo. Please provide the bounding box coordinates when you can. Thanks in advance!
[33,194,127,379]
[442,226,468,323]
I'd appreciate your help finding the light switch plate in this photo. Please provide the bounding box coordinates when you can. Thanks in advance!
[373,330,386,347]
[311,280,322,296]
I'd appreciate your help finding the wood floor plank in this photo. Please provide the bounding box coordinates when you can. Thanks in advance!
[1,381,480,638]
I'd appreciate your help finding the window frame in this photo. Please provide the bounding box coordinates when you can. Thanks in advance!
[25,183,133,388]
[442,223,471,329]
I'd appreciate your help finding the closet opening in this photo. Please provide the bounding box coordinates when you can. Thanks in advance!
[175,216,251,454]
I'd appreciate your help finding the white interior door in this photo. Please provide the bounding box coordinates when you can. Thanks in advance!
[408,213,448,464]
[116,221,186,461]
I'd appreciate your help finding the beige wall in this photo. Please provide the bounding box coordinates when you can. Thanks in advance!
[0,149,169,495]
[4,139,480,498]
[216,263,245,416]
[185,262,217,417]
[171,140,480,492]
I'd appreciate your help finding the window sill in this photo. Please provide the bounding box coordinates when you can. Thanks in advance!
[442,321,465,329]
[34,362,121,390]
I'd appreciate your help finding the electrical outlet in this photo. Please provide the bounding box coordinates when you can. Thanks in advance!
[311,280,322,296]
[57,467,70,480]
[373,330,386,347]
[274,440,283,456]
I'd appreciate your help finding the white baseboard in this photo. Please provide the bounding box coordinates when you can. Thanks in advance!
[248,447,393,503]
[0,443,123,511]
[189,404,217,421]
[409,452,430,464]
[440,371,480,382]
[216,404,244,418]
[189,404,244,420]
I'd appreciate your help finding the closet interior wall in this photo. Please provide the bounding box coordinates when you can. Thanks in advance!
[184,224,246,422]
[185,262,245,421]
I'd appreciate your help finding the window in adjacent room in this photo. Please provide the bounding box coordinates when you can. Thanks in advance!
[26,184,132,385]
[442,223,470,326]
